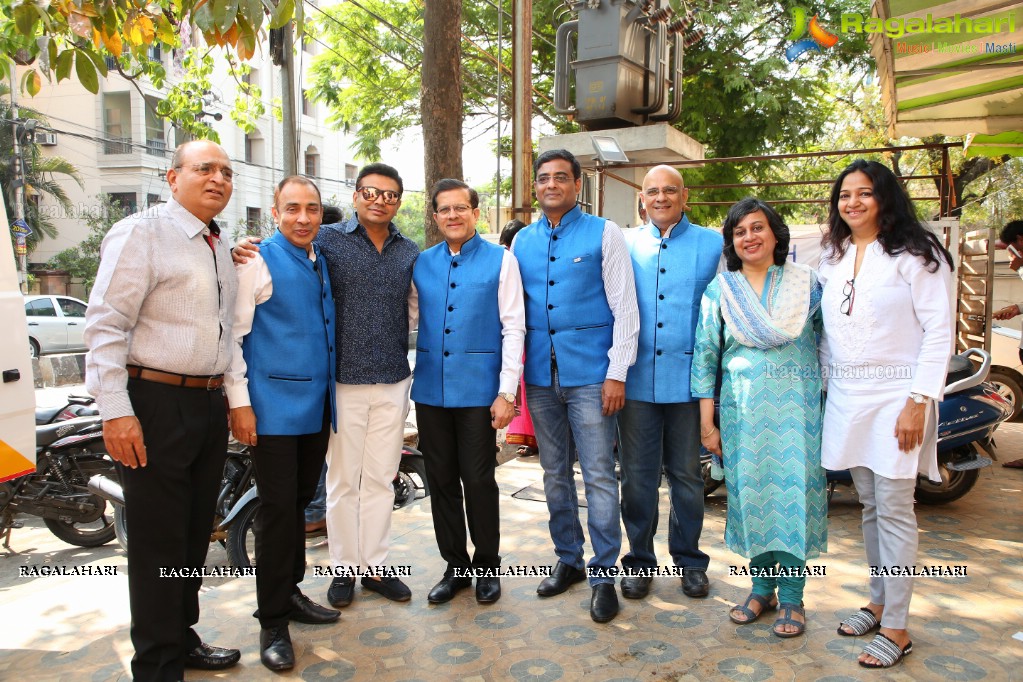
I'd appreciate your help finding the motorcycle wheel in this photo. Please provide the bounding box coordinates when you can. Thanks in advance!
[393,471,416,510]
[914,464,980,505]
[702,459,723,497]
[43,497,116,547]
[226,499,258,568]
[398,453,430,498]
[114,505,128,551]
[987,370,1023,422]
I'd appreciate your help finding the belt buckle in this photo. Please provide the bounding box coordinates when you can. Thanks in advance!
[206,376,217,391]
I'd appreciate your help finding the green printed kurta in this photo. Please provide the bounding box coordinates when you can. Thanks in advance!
[690,267,827,560]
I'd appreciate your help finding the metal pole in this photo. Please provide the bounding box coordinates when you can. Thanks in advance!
[512,0,532,222]
[496,0,502,229]
[9,74,27,292]
[281,26,298,176]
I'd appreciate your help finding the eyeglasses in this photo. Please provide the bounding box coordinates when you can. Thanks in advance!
[535,173,573,185]
[840,278,855,316]
[436,204,473,217]
[176,162,234,181]
[356,186,401,205]
[643,185,681,197]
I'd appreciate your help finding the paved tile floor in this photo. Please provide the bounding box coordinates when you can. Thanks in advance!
[1,423,1021,681]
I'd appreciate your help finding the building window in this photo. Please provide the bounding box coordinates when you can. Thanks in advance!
[146,193,162,208]
[246,207,262,231]
[109,192,137,214]
[305,153,319,177]
[245,132,264,165]
[302,90,313,117]
[345,164,357,184]
[243,67,259,87]
[103,92,132,154]
[144,95,167,157]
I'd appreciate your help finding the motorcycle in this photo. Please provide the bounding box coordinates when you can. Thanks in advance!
[35,394,99,425]
[91,440,430,567]
[701,348,1012,505]
[1,415,118,549]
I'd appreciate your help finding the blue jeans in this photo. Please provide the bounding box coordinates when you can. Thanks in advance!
[527,376,621,586]
[304,463,328,524]
[618,400,709,570]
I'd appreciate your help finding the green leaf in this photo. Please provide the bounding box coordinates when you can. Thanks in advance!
[75,50,99,94]
[213,0,239,34]
[55,49,73,82]
[83,47,108,78]
[193,0,216,32]
[20,68,41,96]
[268,0,294,30]
[13,3,39,36]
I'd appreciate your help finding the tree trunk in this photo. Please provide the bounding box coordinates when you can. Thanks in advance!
[421,0,464,248]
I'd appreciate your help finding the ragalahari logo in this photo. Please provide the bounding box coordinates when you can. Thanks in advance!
[785,6,839,62]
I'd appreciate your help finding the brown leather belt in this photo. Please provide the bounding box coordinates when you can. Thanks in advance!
[126,364,224,391]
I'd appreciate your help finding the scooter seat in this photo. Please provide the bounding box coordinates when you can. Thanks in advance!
[945,355,974,386]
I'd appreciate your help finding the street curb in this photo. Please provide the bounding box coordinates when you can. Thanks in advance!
[33,353,86,388]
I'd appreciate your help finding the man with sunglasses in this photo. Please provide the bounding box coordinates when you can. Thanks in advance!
[617,165,723,603]
[512,149,639,623]
[234,163,419,605]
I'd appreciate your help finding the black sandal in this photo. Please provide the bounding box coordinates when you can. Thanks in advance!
[728,593,777,624]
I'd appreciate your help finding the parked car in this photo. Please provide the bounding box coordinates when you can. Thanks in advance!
[24,295,88,358]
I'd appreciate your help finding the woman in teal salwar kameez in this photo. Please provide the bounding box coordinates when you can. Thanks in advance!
[691,198,827,638]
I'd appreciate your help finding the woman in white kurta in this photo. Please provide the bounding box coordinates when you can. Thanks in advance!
[818,160,954,670]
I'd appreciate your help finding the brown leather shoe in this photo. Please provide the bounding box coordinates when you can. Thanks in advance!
[305,519,327,536]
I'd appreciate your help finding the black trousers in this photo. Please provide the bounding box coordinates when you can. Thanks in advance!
[415,403,501,570]
[251,420,330,628]
[118,379,228,682]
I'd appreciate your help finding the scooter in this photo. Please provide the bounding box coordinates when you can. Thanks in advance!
[701,348,1012,505]
[89,440,430,567]
[2,415,118,549]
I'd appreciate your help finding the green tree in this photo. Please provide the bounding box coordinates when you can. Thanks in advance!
[45,194,127,294]
[0,84,83,253]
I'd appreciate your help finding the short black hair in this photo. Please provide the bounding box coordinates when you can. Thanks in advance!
[356,162,403,195]
[1000,220,1023,245]
[273,175,321,208]
[322,204,344,224]
[499,219,527,247]
[534,149,581,180]
[721,197,790,271]
[431,178,479,212]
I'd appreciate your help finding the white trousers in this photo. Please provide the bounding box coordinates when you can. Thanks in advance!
[325,377,412,571]
[849,466,918,630]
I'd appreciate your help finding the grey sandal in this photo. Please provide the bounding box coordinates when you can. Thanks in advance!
[728,592,777,624]
[859,632,913,668]
[837,607,880,636]
[773,602,805,638]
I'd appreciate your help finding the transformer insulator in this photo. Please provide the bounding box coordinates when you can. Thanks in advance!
[648,7,674,23]
[683,28,705,48]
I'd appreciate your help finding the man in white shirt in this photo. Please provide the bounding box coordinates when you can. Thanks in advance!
[85,140,240,681]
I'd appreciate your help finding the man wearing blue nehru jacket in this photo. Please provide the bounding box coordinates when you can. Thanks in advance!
[225,176,340,671]
[618,165,722,601]
[412,178,525,606]
[512,148,639,623]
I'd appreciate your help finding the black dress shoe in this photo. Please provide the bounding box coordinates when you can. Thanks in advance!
[362,576,412,601]
[536,561,586,597]
[184,642,241,670]
[260,626,295,671]
[590,583,620,623]
[620,575,652,599]
[290,591,341,624]
[476,576,501,604]
[428,573,473,604]
[681,567,710,598]
[327,576,355,607]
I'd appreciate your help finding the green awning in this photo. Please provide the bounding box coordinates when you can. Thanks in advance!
[873,0,1023,139]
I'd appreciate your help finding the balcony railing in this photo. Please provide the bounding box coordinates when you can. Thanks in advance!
[145,139,168,157]
[103,137,132,155]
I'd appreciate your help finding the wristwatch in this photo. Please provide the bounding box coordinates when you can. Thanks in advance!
[498,392,516,405]
[909,392,930,405]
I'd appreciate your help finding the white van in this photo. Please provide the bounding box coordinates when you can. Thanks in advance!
[0,203,36,481]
